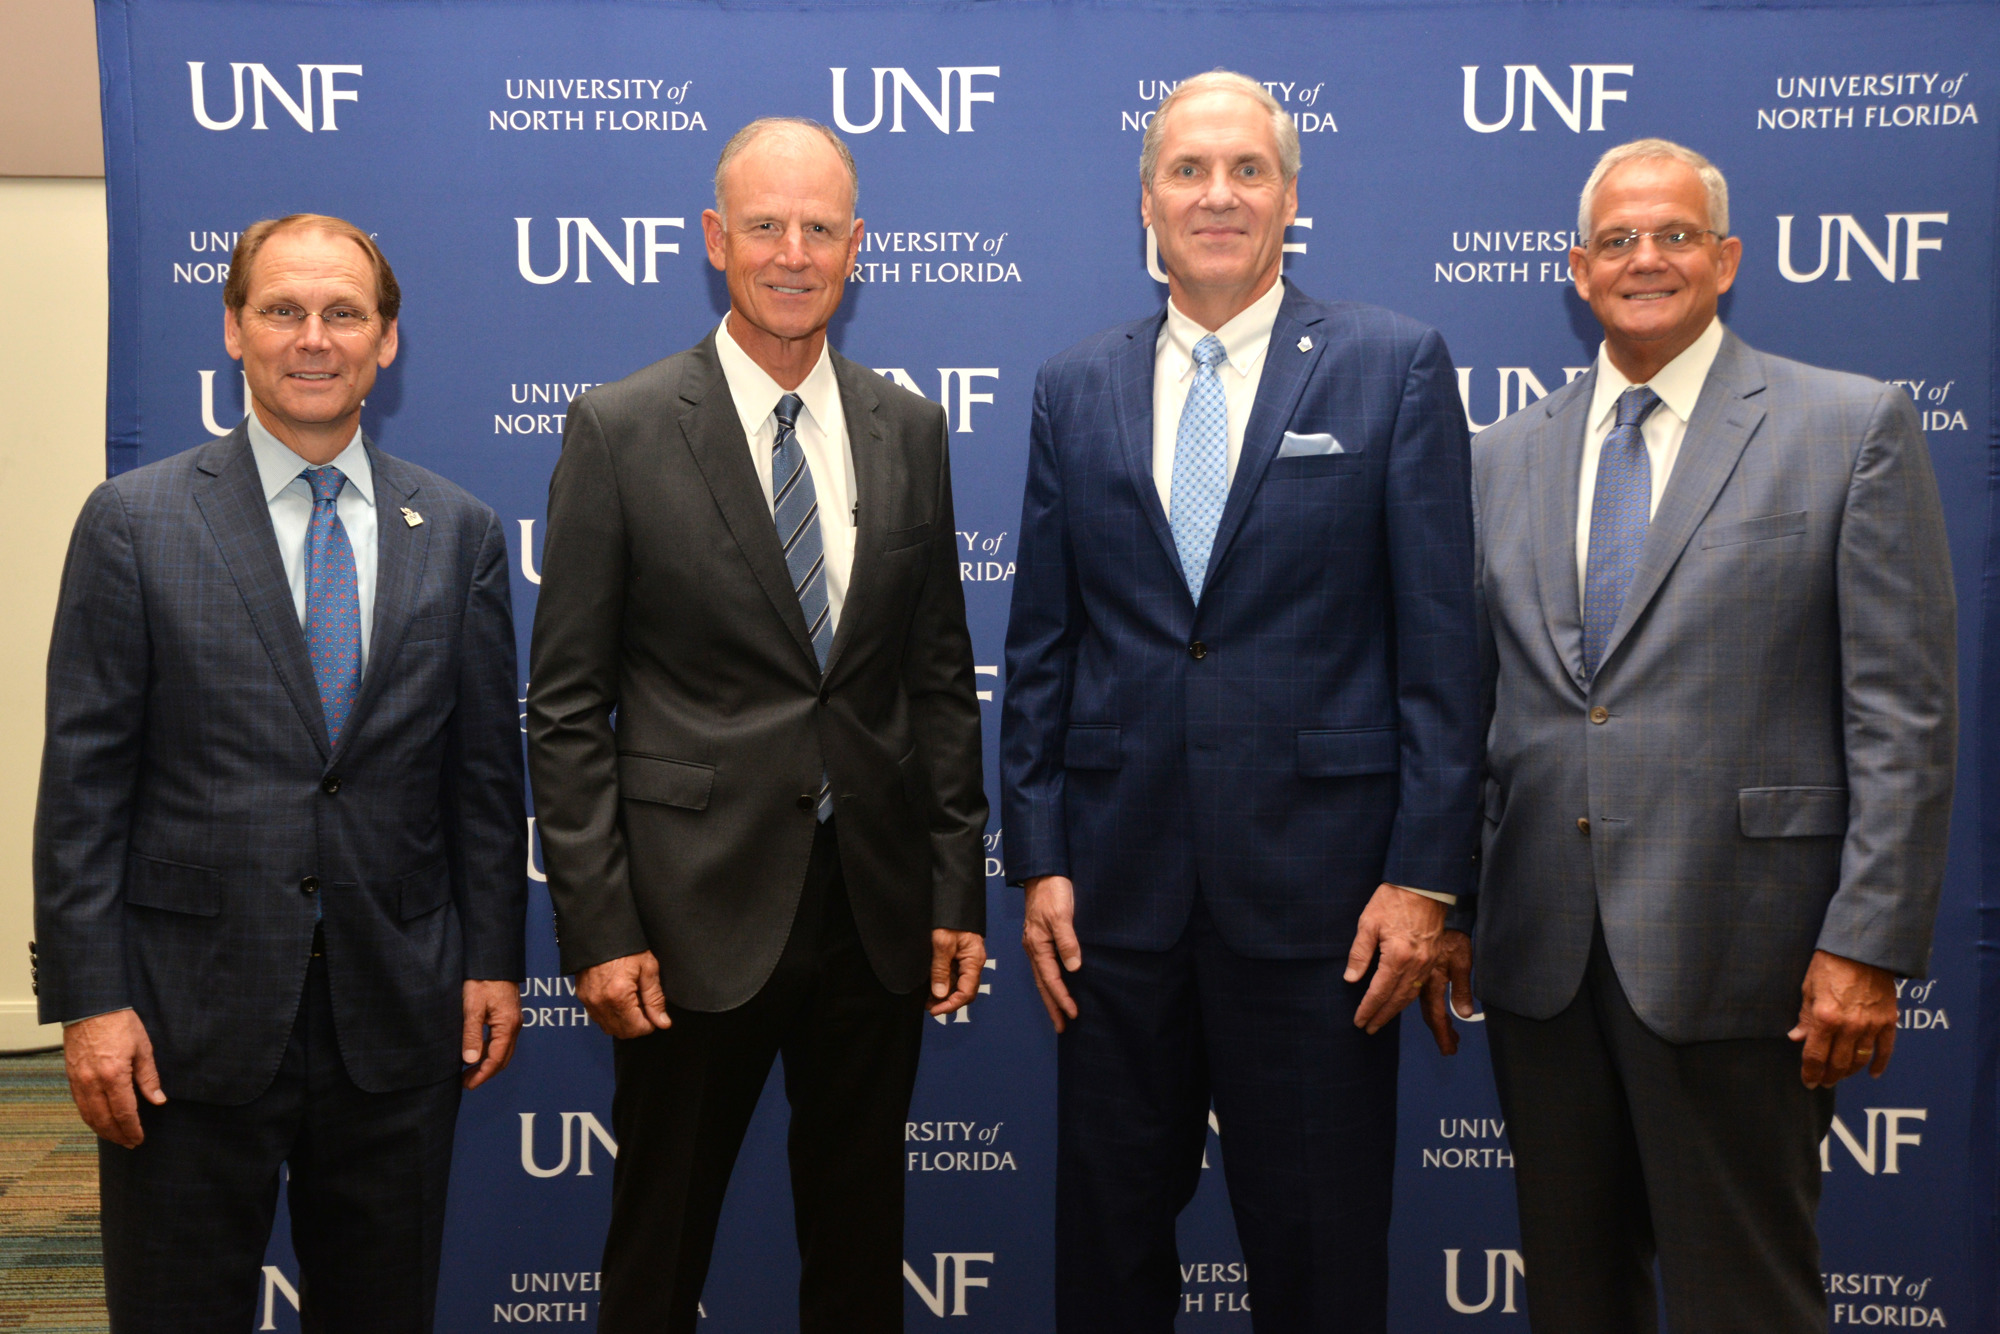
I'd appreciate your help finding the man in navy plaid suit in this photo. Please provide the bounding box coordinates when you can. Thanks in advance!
[1001,72,1481,1332]
[33,215,526,1333]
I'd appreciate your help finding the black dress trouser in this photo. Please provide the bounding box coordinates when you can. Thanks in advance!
[1486,921,1837,1334]
[598,819,928,1333]
[97,936,463,1334]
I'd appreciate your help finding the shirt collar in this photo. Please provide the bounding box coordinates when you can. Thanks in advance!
[714,318,841,444]
[1589,317,1726,431]
[245,410,374,506]
[1162,276,1286,380]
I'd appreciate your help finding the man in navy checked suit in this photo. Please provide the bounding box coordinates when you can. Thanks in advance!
[33,215,526,1333]
[1002,73,1481,1331]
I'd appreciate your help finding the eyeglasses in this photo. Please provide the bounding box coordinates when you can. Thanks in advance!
[1587,227,1722,257]
[249,303,377,335]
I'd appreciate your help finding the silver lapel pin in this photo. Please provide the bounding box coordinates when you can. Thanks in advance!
[400,507,424,528]
[1298,335,1313,352]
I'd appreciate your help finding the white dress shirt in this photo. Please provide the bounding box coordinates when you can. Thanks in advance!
[246,410,377,667]
[714,320,857,632]
[1151,277,1286,514]
[1575,317,1726,602]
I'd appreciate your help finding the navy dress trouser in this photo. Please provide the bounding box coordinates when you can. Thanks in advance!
[1056,898,1402,1334]
[97,942,462,1334]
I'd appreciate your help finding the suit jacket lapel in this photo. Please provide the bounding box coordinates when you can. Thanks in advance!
[1596,332,1767,672]
[1207,284,1326,588]
[823,351,885,680]
[339,442,432,755]
[1532,372,1593,688]
[1111,309,1180,577]
[677,335,821,669]
[189,426,330,757]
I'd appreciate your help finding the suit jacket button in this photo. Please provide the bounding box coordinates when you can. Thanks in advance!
[819,689,831,706]
[1589,706,1609,725]
[796,794,815,811]
[300,875,320,895]
[322,774,342,794]
[1576,818,1590,836]
[1189,641,1207,660]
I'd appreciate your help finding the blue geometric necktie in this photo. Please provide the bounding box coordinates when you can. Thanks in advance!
[1581,385,1663,681]
[772,394,833,822]
[302,466,362,746]
[1170,333,1230,601]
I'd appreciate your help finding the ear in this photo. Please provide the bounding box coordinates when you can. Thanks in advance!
[1714,234,1743,295]
[1139,185,1154,231]
[845,216,866,273]
[1281,173,1298,228]
[223,304,244,361]
[377,317,399,369]
[701,209,728,272]
[1568,247,1592,301]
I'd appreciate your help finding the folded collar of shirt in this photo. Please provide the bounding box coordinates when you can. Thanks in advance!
[1587,316,1725,433]
[245,410,374,507]
[1161,276,1286,381]
[715,317,841,440]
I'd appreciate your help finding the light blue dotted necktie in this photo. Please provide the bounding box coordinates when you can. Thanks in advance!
[1170,334,1230,601]
[772,394,833,822]
[302,466,361,747]
[1581,386,1662,681]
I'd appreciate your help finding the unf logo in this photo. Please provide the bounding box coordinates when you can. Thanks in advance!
[516,217,686,284]
[903,1252,993,1316]
[1776,213,1947,282]
[1444,1248,1525,1315]
[188,62,362,131]
[1461,64,1633,132]
[831,67,1000,133]
[519,1111,618,1177]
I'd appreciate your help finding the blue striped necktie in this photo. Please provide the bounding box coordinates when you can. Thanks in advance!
[302,465,362,746]
[772,393,833,822]
[1581,385,1662,681]
[1170,333,1231,601]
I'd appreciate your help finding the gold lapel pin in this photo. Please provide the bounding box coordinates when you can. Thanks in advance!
[1298,335,1313,352]
[400,507,424,528]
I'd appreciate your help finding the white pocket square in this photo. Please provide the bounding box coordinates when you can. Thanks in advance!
[1278,431,1343,458]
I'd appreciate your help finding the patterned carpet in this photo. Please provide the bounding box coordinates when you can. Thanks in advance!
[0,1052,106,1333]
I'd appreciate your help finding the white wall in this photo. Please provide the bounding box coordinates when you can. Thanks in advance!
[0,177,111,1049]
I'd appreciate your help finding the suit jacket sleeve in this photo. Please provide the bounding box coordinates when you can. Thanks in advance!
[527,395,652,972]
[999,367,1079,884]
[1817,384,1956,975]
[1448,451,1496,936]
[33,483,148,1022]
[904,413,989,934]
[442,510,529,981]
[1379,328,1483,900]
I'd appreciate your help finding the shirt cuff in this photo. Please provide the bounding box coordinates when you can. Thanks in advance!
[62,1007,131,1028]
[1391,883,1459,907]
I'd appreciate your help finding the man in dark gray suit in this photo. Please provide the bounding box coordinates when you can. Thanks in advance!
[527,118,988,1332]
[35,214,526,1332]
[1427,139,1955,1331]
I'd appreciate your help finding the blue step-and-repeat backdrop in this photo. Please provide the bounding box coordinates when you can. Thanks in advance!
[92,1,2000,1328]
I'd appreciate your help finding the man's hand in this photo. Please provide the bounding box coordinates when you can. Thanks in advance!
[1421,929,1477,1055]
[576,951,672,1039]
[1345,884,1447,1034]
[63,1009,165,1148]
[930,931,988,1017]
[1790,949,1899,1088]
[1022,875,1082,1032]
[461,980,522,1089]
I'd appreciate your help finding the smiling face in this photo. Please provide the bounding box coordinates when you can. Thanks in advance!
[1141,88,1297,328]
[222,226,397,457]
[1570,156,1741,382]
[702,127,862,379]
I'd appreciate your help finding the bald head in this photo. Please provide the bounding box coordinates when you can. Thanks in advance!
[713,117,858,223]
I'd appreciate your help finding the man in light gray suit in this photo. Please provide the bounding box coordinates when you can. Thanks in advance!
[1424,139,1955,1332]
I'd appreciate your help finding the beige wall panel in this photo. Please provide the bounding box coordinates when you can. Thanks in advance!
[0,0,103,177]
[0,178,110,1049]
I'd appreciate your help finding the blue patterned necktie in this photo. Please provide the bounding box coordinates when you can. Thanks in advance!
[1581,385,1663,681]
[772,394,833,822]
[1170,333,1230,601]
[302,466,362,747]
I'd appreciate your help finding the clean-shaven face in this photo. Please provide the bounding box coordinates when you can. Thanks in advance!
[1141,89,1297,304]
[1570,157,1742,369]
[704,129,862,347]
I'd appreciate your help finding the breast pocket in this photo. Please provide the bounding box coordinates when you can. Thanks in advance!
[1700,511,1808,550]
[1267,453,1365,481]
[401,613,456,644]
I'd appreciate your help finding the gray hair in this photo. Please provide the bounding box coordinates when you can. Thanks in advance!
[1140,70,1301,189]
[1577,137,1730,240]
[714,117,859,219]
